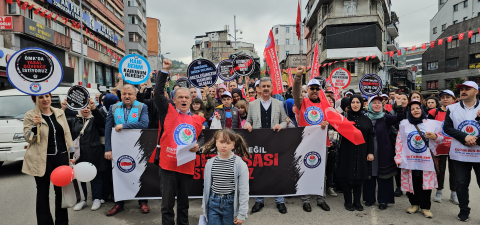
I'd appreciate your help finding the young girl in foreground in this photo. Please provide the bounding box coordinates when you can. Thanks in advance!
[202,129,250,225]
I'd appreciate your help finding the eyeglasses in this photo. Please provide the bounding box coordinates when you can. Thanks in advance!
[309,87,321,91]
[283,85,288,88]
[201,91,204,93]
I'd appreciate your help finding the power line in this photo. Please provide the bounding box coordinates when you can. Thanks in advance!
[397,3,437,17]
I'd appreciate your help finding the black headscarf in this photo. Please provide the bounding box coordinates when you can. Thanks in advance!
[340,97,350,112]
[348,94,364,115]
[231,88,245,104]
[407,101,426,125]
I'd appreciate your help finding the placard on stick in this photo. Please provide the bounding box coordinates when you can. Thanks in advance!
[119,54,151,85]
[233,54,255,77]
[7,47,63,96]
[187,59,218,88]
[217,59,237,81]
[359,74,383,96]
[329,67,351,89]
[67,85,90,111]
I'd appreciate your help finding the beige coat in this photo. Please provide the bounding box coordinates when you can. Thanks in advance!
[22,107,73,177]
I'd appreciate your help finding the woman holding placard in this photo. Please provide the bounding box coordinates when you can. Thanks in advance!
[22,93,75,225]
[62,98,107,211]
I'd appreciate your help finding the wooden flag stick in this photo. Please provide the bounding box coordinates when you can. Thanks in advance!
[36,96,40,143]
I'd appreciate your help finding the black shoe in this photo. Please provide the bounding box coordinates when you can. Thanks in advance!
[458,213,469,222]
[344,203,354,211]
[303,203,311,212]
[277,203,287,214]
[317,201,330,211]
[394,187,403,197]
[354,203,364,211]
[251,202,264,213]
[365,201,374,206]
[378,203,387,210]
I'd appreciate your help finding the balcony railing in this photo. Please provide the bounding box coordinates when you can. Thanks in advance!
[54,32,71,50]
[319,10,384,29]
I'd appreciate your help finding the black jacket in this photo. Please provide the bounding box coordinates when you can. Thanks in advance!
[137,88,159,129]
[337,111,374,183]
[67,108,107,171]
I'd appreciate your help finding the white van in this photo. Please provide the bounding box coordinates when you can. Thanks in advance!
[0,87,100,167]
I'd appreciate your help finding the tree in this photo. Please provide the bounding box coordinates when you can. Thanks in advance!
[448,77,466,97]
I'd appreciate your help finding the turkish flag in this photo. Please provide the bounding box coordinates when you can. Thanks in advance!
[323,63,327,67]
[21,2,28,10]
[358,57,363,60]
[397,49,401,56]
[318,90,365,145]
[404,47,408,52]
[264,30,283,95]
[366,56,370,61]
[40,10,47,17]
[422,43,427,49]
[46,13,53,20]
[389,51,394,57]
[28,3,34,10]
[6,0,12,4]
[310,42,320,80]
[371,54,376,59]
[438,38,443,45]
[412,45,416,51]
[328,62,332,66]
[459,33,465,40]
[430,41,435,48]
[34,7,41,15]
[447,36,453,42]
[469,30,474,38]
[296,1,301,40]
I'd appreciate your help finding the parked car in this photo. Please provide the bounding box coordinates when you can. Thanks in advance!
[0,87,100,167]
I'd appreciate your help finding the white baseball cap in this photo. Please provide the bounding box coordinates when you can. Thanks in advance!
[456,81,479,90]
[381,94,389,98]
[307,79,321,87]
[221,91,232,98]
[439,89,455,97]
[255,80,260,87]
[344,91,353,96]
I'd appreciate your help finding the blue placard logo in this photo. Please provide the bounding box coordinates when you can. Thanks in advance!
[29,83,41,93]
[119,54,151,85]
[187,59,218,88]
[117,155,136,173]
[407,131,428,154]
[304,151,322,169]
[174,123,197,146]
[304,106,324,125]
[458,120,480,137]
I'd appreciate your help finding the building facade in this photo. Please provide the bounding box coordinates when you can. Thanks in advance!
[0,0,126,91]
[303,0,398,92]
[430,0,480,41]
[423,16,480,92]
[123,0,148,57]
[147,17,161,73]
[191,28,256,65]
[271,24,307,63]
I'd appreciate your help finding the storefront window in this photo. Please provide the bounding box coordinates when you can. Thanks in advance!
[106,67,112,87]
[96,64,104,86]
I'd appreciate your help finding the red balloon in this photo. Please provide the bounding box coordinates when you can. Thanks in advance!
[50,166,74,187]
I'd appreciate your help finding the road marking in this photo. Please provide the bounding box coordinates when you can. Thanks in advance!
[371,206,378,225]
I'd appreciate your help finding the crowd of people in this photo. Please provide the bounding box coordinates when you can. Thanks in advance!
[21,59,480,224]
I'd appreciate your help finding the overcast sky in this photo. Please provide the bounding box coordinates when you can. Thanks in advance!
[146,0,438,66]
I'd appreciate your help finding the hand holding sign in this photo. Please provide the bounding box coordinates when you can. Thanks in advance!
[66,85,90,111]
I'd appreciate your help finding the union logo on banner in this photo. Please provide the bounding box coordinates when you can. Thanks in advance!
[174,123,197,145]
[407,131,427,154]
[117,155,136,173]
[458,120,480,137]
[304,151,322,169]
[304,106,324,125]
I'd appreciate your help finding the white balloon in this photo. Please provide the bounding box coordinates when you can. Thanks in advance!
[74,162,97,182]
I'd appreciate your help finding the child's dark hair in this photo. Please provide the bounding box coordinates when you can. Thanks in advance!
[190,97,206,113]
[202,129,251,159]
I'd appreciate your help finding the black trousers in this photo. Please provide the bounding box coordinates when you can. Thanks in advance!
[340,181,362,206]
[363,176,395,204]
[395,168,402,188]
[454,160,480,215]
[160,168,193,225]
[34,153,69,225]
[101,158,114,201]
[406,175,432,209]
[436,155,457,191]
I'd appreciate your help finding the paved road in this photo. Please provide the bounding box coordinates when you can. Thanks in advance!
[1,160,479,225]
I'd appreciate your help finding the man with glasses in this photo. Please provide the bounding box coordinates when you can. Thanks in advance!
[292,65,330,213]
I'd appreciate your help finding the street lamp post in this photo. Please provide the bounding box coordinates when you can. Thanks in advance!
[80,0,86,88]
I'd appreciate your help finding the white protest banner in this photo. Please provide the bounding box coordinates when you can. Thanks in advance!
[119,54,151,85]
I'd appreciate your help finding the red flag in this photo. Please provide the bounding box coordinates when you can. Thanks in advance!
[366,56,370,61]
[334,61,338,63]
[404,47,408,52]
[389,51,394,57]
[342,60,347,62]
[34,7,41,15]
[40,10,47,17]
[328,62,333,66]
[459,33,465,40]
[17,0,20,6]
[383,52,389,55]
[318,90,365,145]
[438,38,443,45]
[296,1,301,40]
[21,2,28,10]
[447,36,453,42]
[358,57,363,60]
[28,3,34,10]
[6,0,12,4]
[264,30,283,95]
[430,41,435,48]
[397,49,401,56]
[469,30,474,38]
[422,43,426,49]
[287,68,294,87]
[323,63,327,67]
[310,42,320,80]
[371,54,376,59]
[412,45,416,51]
[46,13,53,20]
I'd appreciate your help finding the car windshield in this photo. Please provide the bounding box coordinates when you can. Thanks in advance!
[0,95,61,119]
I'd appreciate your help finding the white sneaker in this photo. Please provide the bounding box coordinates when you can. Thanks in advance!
[327,187,338,197]
[91,199,102,211]
[433,191,442,203]
[74,201,87,211]
[450,192,459,205]
[100,199,105,204]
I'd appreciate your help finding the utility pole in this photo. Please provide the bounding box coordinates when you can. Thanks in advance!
[80,0,86,88]
[234,15,237,47]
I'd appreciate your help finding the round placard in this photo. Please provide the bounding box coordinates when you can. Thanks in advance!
[359,74,383,96]
[233,54,255,77]
[330,67,351,89]
[187,59,218,88]
[7,47,63,96]
[217,59,237,81]
[176,77,190,88]
[119,54,151,85]
[66,85,90,111]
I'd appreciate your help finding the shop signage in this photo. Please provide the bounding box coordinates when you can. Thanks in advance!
[46,0,119,45]
[0,16,13,30]
[24,18,54,44]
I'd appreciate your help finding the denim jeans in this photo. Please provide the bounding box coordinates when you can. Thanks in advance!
[255,197,284,204]
[454,160,480,215]
[81,172,103,201]
[207,190,235,225]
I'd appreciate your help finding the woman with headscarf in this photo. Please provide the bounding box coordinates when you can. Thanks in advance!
[284,98,297,128]
[337,94,374,211]
[231,88,245,105]
[394,100,444,218]
[362,96,404,210]
[215,84,227,106]
[101,94,120,115]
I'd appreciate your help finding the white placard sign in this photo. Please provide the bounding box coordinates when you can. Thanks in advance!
[119,54,151,85]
